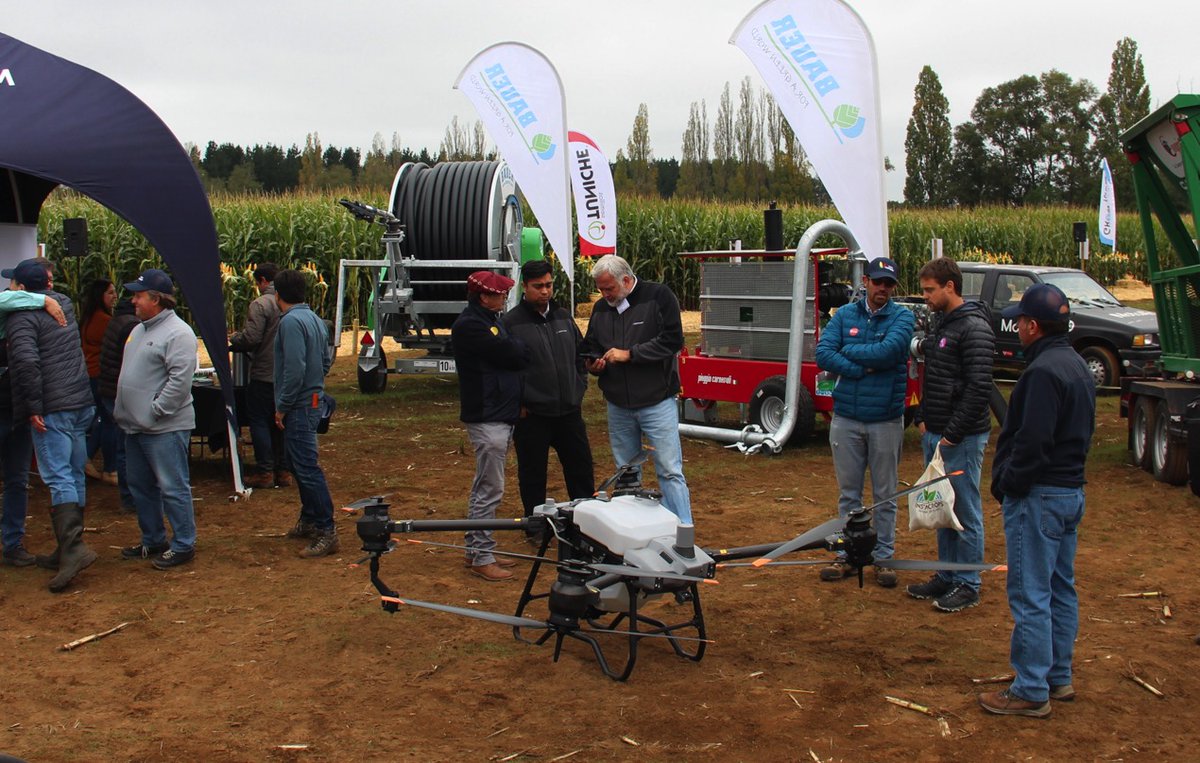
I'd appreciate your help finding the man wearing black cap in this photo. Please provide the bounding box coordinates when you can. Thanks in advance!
[814,256,914,588]
[452,270,530,581]
[113,268,199,570]
[979,283,1095,719]
[5,258,98,591]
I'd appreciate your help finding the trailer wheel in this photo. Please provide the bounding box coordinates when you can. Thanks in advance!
[357,347,388,394]
[1151,403,1188,485]
[1130,396,1156,472]
[749,376,814,444]
[1078,345,1119,388]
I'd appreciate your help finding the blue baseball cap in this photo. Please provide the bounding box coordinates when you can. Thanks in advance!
[865,257,899,283]
[1001,283,1071,322]
[124,268,174,294]
[2,258,51,290]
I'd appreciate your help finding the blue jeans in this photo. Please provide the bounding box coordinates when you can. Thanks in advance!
[247,379,284,473]
[31,406,93,507]
[86,377,117,471]
[126,429,196,552]
[0,417,32,550]
[1002,486,1085,703]
[922,430,989,591]
[607,398,691,524]
[101,397,135,510]
[829,414,903,559]
[464,421,512,566]
[283,407,334,532]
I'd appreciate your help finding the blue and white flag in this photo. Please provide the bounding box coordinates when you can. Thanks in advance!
[1098,157,1117,250]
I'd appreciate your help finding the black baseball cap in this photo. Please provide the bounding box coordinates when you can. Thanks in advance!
[124,268,174,294]
[865,257,899,283]
[2,258,51,290]
[1001,283,1071,322]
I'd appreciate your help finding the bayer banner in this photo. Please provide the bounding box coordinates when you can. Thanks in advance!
[731,0,888,262]
[455,43,574,283]
[1098,158,1117,250]
[567,131,617,257]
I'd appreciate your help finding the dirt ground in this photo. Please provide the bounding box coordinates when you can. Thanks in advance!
[3,321,1199,762]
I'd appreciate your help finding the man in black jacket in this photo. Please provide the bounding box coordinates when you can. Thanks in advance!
[980,283,1095,719]
[582,255,690,524]
[5,259,98,592]
[229,263,285,489]
[908,258,995,613]
[95,297,139,513]
[452,271,530,582]
[504,260,594,540]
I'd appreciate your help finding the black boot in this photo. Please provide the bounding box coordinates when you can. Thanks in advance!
[47,503,97,593]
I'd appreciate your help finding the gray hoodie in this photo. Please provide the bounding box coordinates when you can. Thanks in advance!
[114,309,198,434]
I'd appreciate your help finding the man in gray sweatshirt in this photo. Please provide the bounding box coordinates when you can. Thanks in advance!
[113,269,198,570]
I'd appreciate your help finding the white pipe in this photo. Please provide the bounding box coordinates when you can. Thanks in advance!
[678,219,862,454]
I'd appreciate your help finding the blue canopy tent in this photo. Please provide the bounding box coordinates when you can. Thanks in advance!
[0,32,244,491]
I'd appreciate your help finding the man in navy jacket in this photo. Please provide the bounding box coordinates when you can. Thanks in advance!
[814,257,914,587]
[980,283,1094,719]
[452,271,530,581]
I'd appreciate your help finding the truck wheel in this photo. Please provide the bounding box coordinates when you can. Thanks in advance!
[357,347,388,394]
[1130,396,1156,472]
[1151,403,1188,485]
[749,375,815,444]
[1078,346,1119,388]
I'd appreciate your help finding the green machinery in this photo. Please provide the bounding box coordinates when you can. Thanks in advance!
[1120,94,1200,494]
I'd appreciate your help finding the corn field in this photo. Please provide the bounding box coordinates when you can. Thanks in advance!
[38,190,1176,329]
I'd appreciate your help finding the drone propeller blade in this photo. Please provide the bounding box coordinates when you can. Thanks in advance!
[380,596,552,630]
[405,538,557,565]
[587,562,717,585]
[341,494,392,512]
[752,516,848,567]
[859,471,964,514]
[717,559,829,569]
[595,448,655,494]
[876,559,1006,572]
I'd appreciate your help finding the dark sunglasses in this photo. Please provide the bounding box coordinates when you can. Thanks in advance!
[870,278,897,287]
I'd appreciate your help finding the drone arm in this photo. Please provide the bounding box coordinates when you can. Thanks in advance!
[391,517,538,534]
[368,556,400,613]
[706,541,800,563]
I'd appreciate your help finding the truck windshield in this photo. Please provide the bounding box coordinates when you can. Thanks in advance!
[1040,272,1123,307]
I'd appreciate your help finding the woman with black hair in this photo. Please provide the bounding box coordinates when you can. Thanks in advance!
[79,278,117,484]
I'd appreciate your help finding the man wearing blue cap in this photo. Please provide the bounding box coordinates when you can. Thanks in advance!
[5,258,97,591]
[113,268,199,570]
[814,256,914,587]
[980,283,1095,719]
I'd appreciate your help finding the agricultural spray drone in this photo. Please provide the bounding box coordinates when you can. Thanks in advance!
[353,458,997,681]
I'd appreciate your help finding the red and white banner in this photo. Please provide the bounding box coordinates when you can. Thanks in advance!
[455,43,574,282]
[567,131,617,257]
[731,0,889,262]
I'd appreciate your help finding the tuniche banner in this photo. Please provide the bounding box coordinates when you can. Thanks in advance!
[567,131,617,257]
[1098,157,1117,250]
[455,43,574,283]
[731,0,888,262]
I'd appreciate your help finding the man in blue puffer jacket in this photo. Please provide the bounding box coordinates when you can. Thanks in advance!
[814,257,914,587]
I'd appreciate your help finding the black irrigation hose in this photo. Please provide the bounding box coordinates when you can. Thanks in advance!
[390,160,507,328]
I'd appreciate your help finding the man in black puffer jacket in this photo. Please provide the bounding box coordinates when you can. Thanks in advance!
[504,260,594,540]
[5,259,97,593]
[452,271,530,582]
[908,258,995,613]
[96,297,139,511]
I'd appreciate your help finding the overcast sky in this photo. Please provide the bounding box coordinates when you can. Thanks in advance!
[6,1,1196,201]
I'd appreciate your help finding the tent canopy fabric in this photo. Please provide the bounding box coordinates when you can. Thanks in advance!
[0,32,232,400]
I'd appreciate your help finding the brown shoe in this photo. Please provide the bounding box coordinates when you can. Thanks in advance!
[469,563,513,582]
[978,689,1051,718]
[299,530,339,558]
[463,557,517,569]
[275,470,293,488]
[245,472,274,489]
[1049,684,1076,702]
[819,561,859,581]
[874,567,898,588]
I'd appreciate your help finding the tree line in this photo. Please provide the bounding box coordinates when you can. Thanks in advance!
[193,37,1151,211]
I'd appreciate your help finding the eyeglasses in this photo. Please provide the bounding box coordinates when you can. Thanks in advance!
[870,278,897,288]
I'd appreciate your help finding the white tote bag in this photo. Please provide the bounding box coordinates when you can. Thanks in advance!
[908,446,963,531]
